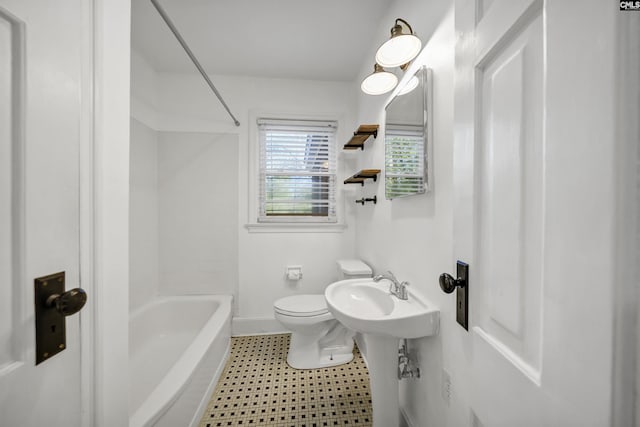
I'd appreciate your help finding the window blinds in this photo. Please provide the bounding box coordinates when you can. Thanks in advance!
[258,119,337,222]
[385,124,426,199]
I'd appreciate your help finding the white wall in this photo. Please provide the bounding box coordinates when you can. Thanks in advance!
[157,131,238,297]
[129,118,159,311]
[352,1,456,426]
[129,118,239,302]
[131,50,159,129]
[129,52,160,313]
[130,52,358,325]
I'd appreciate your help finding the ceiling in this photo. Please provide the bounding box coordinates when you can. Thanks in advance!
[131,0,393,82]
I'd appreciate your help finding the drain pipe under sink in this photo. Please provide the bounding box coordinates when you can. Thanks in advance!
[398,339,420,379]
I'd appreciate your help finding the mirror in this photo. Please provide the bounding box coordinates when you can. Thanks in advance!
[384,66,432,199]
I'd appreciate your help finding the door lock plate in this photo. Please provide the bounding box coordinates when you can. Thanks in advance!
[34,272,66,365]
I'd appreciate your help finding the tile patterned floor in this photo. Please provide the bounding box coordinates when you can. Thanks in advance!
[199,334,373,427]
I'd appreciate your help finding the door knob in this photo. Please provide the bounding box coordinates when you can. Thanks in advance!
[46,288,87,316]
[439,273,465,294]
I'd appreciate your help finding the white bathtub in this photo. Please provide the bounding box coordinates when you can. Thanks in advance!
[129,295,232,427]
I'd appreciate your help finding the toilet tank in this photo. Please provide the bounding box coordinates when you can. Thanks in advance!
[336,259,372,280]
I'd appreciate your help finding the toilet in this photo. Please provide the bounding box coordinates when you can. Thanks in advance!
[273,259,372,369]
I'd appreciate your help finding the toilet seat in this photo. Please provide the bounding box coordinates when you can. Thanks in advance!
[274,295,329,317]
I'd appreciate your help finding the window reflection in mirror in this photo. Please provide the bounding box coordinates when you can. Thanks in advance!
[384,66,431,199]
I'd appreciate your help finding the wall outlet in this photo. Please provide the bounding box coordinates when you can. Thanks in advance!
[442,369,451,406]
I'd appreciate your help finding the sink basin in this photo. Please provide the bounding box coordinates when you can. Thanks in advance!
[325,279,439,339]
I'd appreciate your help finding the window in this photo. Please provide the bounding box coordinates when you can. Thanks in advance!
[258,118,337,223]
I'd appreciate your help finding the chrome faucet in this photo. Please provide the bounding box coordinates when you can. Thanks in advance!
[373,271,409,300]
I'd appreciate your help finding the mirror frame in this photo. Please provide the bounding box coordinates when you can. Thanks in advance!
[383,66,433,199]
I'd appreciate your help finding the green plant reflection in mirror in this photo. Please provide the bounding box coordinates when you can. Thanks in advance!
[384,66,432,200]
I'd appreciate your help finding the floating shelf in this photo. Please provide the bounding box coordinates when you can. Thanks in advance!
[344,169,381,186]
[343,124,379,150]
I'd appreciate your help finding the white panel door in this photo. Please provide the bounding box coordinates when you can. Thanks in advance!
[453,0,617,425]
[0,0,87,426]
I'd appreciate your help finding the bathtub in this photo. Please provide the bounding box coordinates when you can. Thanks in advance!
[129,295,232,427]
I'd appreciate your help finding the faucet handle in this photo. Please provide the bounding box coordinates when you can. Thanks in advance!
[399,281,410,299]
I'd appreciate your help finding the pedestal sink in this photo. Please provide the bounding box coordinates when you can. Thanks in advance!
[325,279,440,427]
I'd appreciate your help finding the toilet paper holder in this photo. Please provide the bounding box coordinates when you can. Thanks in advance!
[286,265,303,281]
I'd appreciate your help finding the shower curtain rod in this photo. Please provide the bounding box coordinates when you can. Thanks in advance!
[149,0,241,127]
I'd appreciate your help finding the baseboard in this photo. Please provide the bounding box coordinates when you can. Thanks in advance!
[232,317,289,336]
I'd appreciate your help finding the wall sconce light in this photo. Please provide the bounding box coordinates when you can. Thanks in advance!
[376,18,422,68]
[360,18,421,95]
[361,64,398,95]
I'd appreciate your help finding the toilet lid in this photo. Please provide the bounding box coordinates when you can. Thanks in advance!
[274,295,329,317]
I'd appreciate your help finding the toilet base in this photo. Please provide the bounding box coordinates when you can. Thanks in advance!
[286,323,355,370]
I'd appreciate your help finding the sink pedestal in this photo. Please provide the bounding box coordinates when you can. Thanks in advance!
[365,334,400,427]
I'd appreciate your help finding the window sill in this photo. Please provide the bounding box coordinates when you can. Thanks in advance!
[244,223,347,234]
